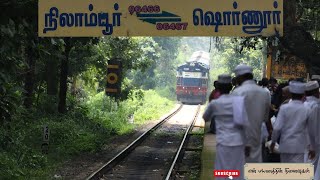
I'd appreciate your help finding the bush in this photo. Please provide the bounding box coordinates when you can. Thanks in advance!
[155,86,176,100]
[132,90,174,124]
[1,89,174,178]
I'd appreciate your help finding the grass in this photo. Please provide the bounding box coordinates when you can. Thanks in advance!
[186,152,203,180]
[0,89,175,179]
[130,90,174,124]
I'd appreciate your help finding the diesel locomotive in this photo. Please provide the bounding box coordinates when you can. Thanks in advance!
[176,51,210,104]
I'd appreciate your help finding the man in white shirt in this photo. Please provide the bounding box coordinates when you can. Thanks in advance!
[261,78,271,97]
[232,64,272,163]
[271,81,310,162]
[304,81,320,165]
[203,74,246,180]
[308,100,320,180]
[262,77,273,109]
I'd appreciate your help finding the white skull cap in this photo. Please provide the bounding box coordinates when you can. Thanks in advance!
[234,64,253,76]
[289,81,306,94]
[305,81,319,91]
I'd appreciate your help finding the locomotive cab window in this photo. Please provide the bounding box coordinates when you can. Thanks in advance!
[182,78,201,87]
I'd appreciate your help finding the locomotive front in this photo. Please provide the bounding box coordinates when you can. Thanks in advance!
[176,51,210,104]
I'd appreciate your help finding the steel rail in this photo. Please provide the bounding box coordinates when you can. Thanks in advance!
[164,104,201,180]
[86,104,183,180]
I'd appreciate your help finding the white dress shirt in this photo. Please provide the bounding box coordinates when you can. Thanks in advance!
[304,96,319,109]
[232,80,271,147]
[304,96,319,146]
[272,100,309,153]
[203,94,245,146]
[307,101,320,151]
[263,86,271,100]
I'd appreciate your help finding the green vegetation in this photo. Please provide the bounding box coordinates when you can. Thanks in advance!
[210,38,266,81]
[132,90,174,124]
[0,90,174,179]
[1,6,181,177]
[2,0,320,178]
[1,3,182,176]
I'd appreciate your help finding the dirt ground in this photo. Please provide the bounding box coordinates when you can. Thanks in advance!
[101,105,199,180]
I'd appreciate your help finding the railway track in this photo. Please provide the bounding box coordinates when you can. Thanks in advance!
[86,104,201,180]
[165,105,200,180]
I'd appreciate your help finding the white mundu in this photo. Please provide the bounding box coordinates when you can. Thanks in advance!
[232,80,270,162]
[203,94,246,180]
[272,100,309,162]
[202,73,246,180]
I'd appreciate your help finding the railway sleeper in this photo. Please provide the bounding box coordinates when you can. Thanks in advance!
[183,147,202,151]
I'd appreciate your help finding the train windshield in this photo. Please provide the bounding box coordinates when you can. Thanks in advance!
[182,78,202,87]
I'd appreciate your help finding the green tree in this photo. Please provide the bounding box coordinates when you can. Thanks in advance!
[91,37,160,100]
[152,37,181,88]
[209,38,264,81]
[129,37,161,90]
[237,0,320,75]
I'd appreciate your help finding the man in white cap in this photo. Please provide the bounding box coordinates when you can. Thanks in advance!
[203,74,247,180]
[304,81,319,107]
[308,100,320,179]
[270,81,311,163]
[304,81,320,164]
[232,64,272,163]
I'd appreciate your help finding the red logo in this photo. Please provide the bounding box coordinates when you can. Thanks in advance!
[214,170,240,179]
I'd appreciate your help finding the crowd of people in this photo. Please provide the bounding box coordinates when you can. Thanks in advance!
[203,64,320,179]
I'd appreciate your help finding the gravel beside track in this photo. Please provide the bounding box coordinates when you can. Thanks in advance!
[98,105,200,180]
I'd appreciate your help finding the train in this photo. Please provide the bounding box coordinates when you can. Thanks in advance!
[176,51,210,104]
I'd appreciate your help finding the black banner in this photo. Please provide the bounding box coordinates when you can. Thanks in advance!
[105,59,122,98]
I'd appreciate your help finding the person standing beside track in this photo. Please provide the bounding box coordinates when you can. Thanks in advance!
[232,64,272,163]
[203,74,247,180]
[261,78,271,94]
[208,80,222,134]
[304,81,319,166]
[209,81,221,102]
[307,87,320,179]
[270,81,312,163]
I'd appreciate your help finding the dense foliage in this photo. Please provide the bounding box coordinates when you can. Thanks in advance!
[0,28,180,177]
[236,0,320,74]
[0,90,174,178]
[0,1,182,177]
[1,0,319,178]
[297,0,320,40]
